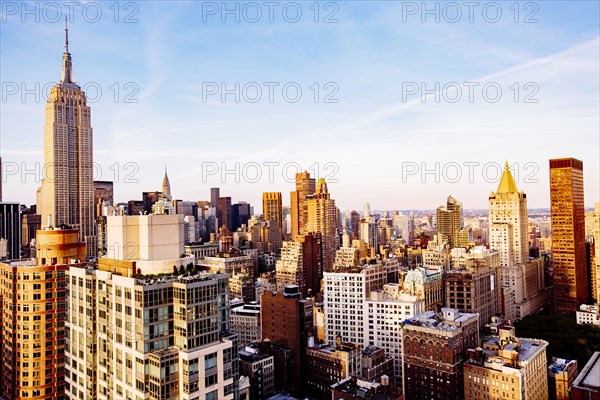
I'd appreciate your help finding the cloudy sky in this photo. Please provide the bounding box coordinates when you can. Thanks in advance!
[1,1,598,211]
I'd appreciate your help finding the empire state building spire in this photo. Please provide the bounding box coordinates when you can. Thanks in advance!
[60,18,76,86]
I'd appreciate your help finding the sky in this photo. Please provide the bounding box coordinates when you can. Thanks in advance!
[1,1,599,212]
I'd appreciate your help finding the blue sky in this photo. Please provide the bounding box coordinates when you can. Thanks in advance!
[1,1,599,211]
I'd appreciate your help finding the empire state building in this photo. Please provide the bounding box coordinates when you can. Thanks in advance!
[38,23,95,256]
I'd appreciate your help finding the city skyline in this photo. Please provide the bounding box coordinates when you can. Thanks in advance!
[1,2,599,209]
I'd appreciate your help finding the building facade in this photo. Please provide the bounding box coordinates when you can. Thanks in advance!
[550,158,588,314]
[39,28,95,257]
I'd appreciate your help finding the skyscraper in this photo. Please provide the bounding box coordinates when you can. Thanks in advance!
[218,196,233,231]
[0,203,20,260]
[290,172,315,240]
[550,158,588,314]
[262,192,283,230]
[38,23,95,257]
[211,187,220,207]
[489,161,548,320]
[436,195,465,248]
[306,179,338,272]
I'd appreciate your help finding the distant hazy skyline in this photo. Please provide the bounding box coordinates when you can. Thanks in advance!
[1,1,598,210]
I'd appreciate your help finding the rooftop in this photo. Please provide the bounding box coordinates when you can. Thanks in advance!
[573,351,600,392]
[406,308,478,332]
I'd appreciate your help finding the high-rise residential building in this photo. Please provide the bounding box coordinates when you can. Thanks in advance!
[275,233,322,296]
[66,268,239,400]
[0,202,21,260]
[464,326,549,400]
[38,26,95,257]
[437,195,465,248]
[218,197,233,232]
[65,214,239,400]
[548,357,578,400]
[262,192,283,230]
[550,158,588,314]
[261,286,314,397]
[306,178,338,272]
[571,351,600,400]
[232,202,251,230]
[402,308,479,400]
[366,283,425,388]
[93,181,114,219]
[210,187,220,208]
[247,217,283,253]
[444,246,500,328]
[1,227,86,400]
[290,171,315,240]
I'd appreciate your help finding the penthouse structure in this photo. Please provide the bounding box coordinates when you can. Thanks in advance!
[463,326,549,400]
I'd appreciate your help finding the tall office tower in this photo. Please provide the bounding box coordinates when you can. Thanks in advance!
[366,283,425,388]
[489,162,528,268]
[21,209,42,255]
[593,203,600,304]
[402,308,479,400]
[218,197,233,231]
[290,171,315,240]
[262,192,283,230]
[358,218,378,253]
[323,260,397,345]
[232,201,251,230]
[0,202,20,260]
[210,187,220,208]
[0,156,2,201]
[261,286,314,397]
[550,158,588,314]
[1,227,86,400]
[276,233,321,296]
[350,210,360,234]
[93,181,114,219]
[38,25,95,257]
[306,179,338,272]
[444,246,500,328]
[142,191,162,214]
[489,161,539,320]
[152,168,175,215]
[464,326,549,400]
[436,195,464,248]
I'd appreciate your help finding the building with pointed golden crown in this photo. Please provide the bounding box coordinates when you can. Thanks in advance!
[489,161,548,321]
